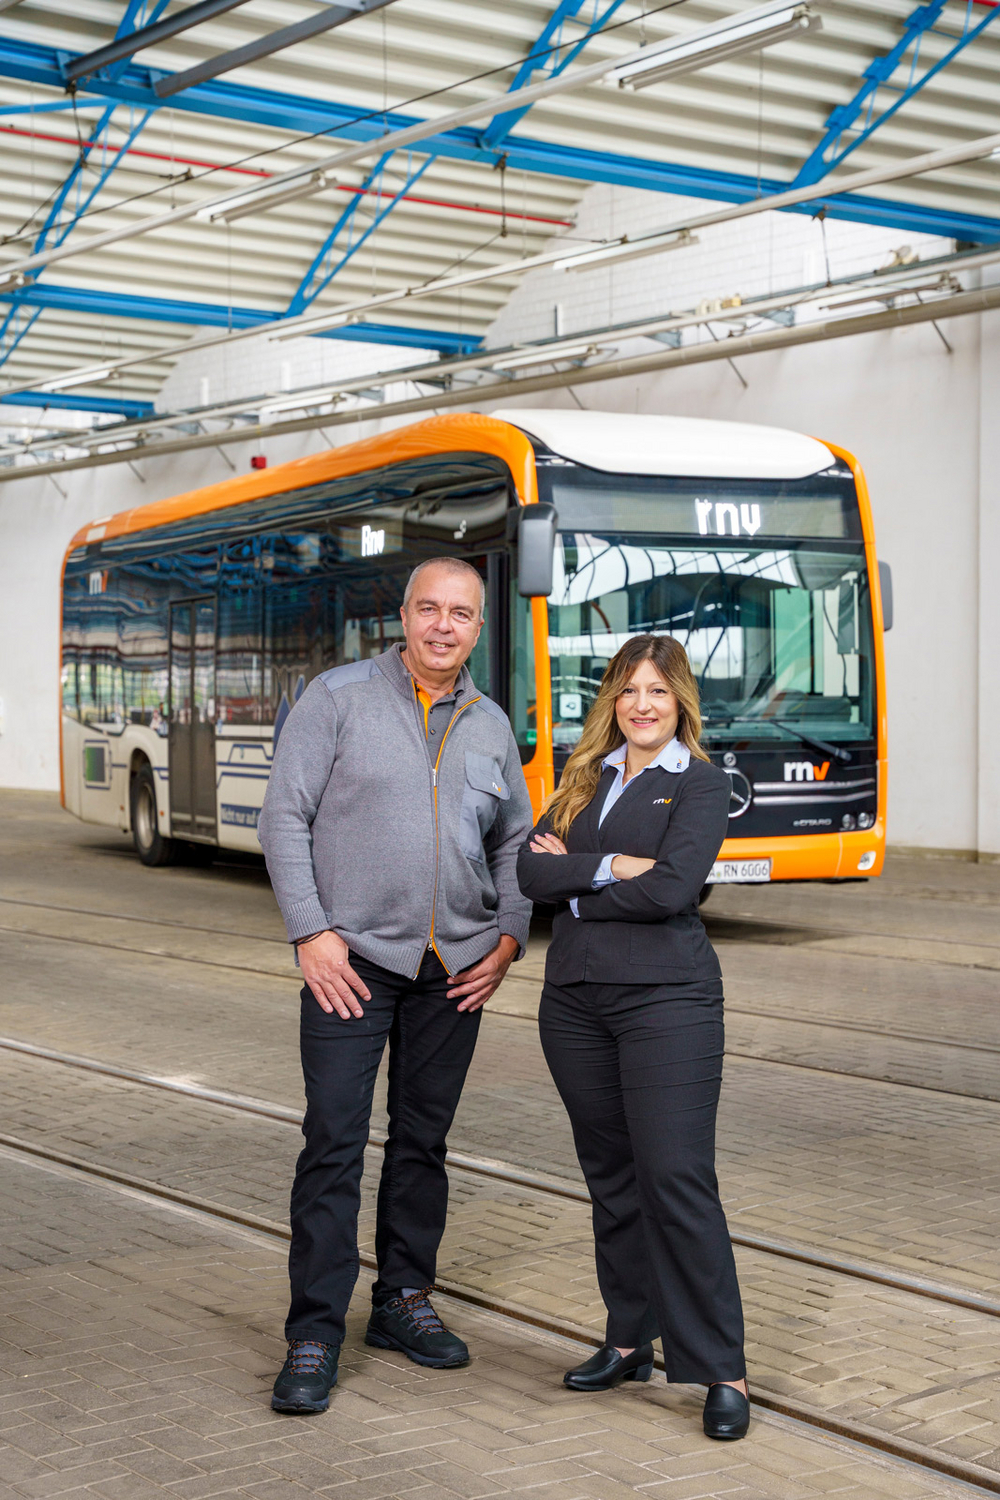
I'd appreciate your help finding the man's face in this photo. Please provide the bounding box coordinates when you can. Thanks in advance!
[400,565,484,682]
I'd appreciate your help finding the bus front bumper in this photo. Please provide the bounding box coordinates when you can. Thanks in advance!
[714,826,886,883]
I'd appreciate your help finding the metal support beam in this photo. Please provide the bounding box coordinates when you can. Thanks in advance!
[481,0,629,151]
[4,36,999,243]
[0,281,481,353]
[66,0,255,85]
[287,152,434,316]
[154,0,403,99]
[792,0,1000,186]
[7,278,1000,486]
[0,390,154,417]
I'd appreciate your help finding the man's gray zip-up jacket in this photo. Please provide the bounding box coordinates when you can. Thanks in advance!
[258,644,534,980]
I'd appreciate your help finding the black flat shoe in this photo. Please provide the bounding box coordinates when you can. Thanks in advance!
[563,1343,654,1391]
[703,1382,750,1440]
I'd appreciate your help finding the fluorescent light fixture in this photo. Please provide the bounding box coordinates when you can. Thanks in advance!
[259,387,345,417]
[196,171,333,225]
[554,228,696,272]
[270,307,354,341]
[607,0,820,90]
[488,342,602,369]
[41,365,116,392]
[817,279,956,313]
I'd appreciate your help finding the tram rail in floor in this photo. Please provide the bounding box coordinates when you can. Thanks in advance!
[1,1128,997,1498]
[2,1033,998,1321]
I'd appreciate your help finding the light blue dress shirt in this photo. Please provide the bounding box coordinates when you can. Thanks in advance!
[569,737,691,917]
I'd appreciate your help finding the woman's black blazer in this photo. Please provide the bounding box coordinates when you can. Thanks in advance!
[516,756,731,987]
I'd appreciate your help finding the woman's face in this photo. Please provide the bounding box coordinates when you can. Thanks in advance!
[615,658,680,756]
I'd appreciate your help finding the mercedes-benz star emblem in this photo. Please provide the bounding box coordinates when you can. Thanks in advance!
[725,769,752,817]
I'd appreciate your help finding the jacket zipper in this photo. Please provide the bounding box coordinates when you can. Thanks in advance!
[418,695,481,977]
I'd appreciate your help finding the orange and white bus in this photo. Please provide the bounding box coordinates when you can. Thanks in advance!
[60,409,889,885]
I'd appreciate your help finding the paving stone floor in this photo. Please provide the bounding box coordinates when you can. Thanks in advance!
[1,791,999,1497]
[0,1149,982,1500]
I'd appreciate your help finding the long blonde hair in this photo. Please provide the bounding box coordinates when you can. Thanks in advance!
[545,634,709,839]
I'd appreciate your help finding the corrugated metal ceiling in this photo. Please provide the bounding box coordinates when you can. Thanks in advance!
[1,0,999,400]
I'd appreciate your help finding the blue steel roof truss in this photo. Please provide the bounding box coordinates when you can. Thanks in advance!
[791,0,1000,188]
[0,2,165,374]
[3,7,1000,410]
[1,34,998,240]
[479,0,629,152]
[285,148,436,317]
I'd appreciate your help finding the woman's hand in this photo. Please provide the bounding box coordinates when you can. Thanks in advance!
[529,832,568,856]
[610,855,656,881]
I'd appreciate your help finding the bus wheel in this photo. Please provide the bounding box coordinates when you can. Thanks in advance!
[698,883,713,905]
[130,763,178,867]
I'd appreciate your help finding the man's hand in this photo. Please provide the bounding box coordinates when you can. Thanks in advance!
[610,855,656,881]
[298,931,372,1018]
[529,832,568,855]
[447,934,520,1013]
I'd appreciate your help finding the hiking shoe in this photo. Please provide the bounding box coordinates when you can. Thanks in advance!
[271,1339,338,1413]
[365,1287,469,1368]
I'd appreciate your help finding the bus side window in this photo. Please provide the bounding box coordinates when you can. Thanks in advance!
[510,586,537,766]
[218,584,263,725]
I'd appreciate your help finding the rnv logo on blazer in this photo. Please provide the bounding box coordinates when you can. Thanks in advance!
[652,798,672,805]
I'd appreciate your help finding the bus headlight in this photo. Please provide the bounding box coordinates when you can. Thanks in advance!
[857,851,877,871]
[841,813,856,830]
[857,812,874,829]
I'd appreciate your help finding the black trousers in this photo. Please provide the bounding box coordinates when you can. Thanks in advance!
[286,950,481,1347]
[539,977,746,1384]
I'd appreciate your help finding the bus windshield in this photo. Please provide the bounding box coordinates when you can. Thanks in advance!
[540,468,875,761]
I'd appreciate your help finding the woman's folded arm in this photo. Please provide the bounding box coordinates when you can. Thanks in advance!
[516,825,608,903]
[573,775,729,922]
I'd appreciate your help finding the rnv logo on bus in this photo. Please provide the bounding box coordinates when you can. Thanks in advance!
[361,524,386,556]
[695,499,762,537]
[784,760,831,782]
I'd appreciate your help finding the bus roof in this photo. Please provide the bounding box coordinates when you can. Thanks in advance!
[65,409,836,557]
[489,409,835,481]
[65,412,538,554]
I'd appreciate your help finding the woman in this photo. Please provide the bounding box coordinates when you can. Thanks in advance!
[516,634,748,1440]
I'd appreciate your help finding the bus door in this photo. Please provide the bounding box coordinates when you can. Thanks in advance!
[169,598,217,841]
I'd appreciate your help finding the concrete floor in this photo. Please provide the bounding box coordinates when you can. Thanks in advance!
[1,790,999,1499]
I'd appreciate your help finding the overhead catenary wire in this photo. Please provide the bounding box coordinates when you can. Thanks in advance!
[6,126,1000,399]
[5,0,692,248]
[8,241,996,453]
[0,1,803,285]
[6,279,1000,483]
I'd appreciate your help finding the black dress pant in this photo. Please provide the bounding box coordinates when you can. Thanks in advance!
[539,977,745,1384]
[286,949,481,1347]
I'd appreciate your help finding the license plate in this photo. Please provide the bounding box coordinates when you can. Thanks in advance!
[707,858,772,884]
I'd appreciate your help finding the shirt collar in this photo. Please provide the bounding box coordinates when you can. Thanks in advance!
[602,737,691,775]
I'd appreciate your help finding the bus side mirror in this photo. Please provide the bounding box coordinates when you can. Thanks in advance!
[517,502,557,597]
[878,560,893,631]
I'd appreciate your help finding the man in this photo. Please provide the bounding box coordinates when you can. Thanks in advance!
[258,556,533,1414]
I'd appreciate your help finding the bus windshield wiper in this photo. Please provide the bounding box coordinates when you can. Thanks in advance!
[709,716,852,764]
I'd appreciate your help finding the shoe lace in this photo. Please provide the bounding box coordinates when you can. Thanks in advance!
[391,1288,445,1334]
[286,1340,331,1374]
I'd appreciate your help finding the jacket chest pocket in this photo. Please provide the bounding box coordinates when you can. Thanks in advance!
[460,752,510,862]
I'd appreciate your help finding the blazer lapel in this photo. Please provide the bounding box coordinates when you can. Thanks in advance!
[581,767,616,849]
